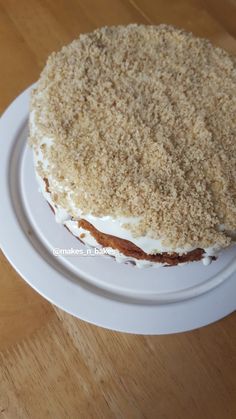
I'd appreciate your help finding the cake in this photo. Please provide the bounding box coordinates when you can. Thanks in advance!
[29,24,236,268]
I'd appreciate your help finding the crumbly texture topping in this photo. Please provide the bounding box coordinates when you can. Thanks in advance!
[30,24,236,248]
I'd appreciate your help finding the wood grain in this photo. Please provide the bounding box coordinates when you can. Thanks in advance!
[0,1,236,418]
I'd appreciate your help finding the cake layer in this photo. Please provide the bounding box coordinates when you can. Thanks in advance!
[78,219,205,266]
[43,174,215,267]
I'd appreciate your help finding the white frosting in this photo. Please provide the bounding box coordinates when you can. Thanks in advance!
[30,110,233,267]
[64,221,165,268]
[202,256,212,266]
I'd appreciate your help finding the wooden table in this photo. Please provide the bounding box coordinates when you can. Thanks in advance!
[0,1,236,418]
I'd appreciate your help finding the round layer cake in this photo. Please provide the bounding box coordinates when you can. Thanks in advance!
[29,24,236,267]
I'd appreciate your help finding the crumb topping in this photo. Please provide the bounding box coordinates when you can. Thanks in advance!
[30,24,236,248]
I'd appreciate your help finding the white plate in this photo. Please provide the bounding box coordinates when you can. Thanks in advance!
[0,86,236,335]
